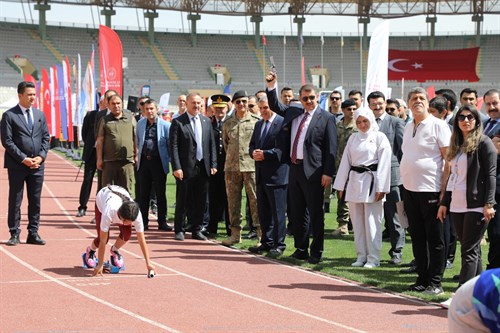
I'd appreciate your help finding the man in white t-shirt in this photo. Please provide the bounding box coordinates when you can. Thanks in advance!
[400,87,451,296]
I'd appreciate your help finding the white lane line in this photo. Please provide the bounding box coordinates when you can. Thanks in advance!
[0,246,180,332]
[0,273,179,285]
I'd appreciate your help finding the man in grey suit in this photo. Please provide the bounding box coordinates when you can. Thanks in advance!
[367,91,405,265]
[169,92,217,241]
[1,81,50,246]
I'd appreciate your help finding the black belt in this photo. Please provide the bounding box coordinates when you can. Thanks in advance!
[350,164,378,196]
[292,159,303,165]
[143,155,159,160]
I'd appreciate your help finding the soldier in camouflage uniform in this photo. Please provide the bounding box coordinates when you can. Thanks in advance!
[221,90,261,246]
[332,99,358,236]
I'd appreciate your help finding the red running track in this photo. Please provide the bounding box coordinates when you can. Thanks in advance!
[0,148,448,332]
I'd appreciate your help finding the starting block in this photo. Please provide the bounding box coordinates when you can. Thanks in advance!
[103,260,125,274]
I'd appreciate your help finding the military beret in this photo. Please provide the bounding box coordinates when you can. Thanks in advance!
[341,99,357,109]
[232,90,248,102]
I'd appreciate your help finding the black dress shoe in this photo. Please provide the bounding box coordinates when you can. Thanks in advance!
[308,256,323,264]
[268,248,283,258]
[26,232,46,245]
[248,245,270,254]
[76,208,86,217]
[244,230,258,239]
[192,231,208,241]
[158,224,173,231]
[290,249,309,260]
[175,232,185,241]
[400,265,417,274]
[6,235,20,246]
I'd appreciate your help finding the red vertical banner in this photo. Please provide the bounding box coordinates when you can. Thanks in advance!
[65,56,74,142]
[23,74,38,108]
[99,25,123,96]
[427,85,435,100]
[40,68,52,134]
[52,65,61,140]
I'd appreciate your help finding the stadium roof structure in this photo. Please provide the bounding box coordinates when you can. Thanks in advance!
[6,0,500,19]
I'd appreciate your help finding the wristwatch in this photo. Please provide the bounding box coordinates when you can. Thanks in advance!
[485,203,495,209]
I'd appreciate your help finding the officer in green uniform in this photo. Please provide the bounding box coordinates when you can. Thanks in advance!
[331,99,358,236]
[221,90,261,246]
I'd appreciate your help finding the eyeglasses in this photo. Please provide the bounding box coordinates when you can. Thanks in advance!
[235,100,248,105]
[386,107,396,113]
[301,95,316,102]
[330,97,341,101]
[248,104,255,108]
[458,114,475,122]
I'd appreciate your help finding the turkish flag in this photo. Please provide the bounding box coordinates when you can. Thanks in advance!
[388,48,479,82]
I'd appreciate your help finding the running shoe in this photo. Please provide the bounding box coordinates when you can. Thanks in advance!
[84,246,97,268]
[110,247,124,268]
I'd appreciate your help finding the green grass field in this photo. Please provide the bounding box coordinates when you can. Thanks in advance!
[60,148,486,303]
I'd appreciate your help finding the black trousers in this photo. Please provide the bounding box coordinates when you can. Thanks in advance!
[403,188,445,287]
[8,166,44,236]
[289,163,325,259]
[78,154,97,211]
[174,162,209,233]
[208,170,230,234]
[138,156,167,227]
[487,193,500,269]
[451,211,487,286]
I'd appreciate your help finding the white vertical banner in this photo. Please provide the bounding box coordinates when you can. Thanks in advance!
[365,20,390,100]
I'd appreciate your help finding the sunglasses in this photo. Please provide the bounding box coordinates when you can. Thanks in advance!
[248,104,255,108]
[139,101,146,106]
[330,97,341,101]
[386,107,396,112]
[301,95,316,102]
[235,100,248,105]
[458,114,475,122]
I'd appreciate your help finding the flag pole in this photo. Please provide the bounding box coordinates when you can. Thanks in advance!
[340,34,344,87]
[320,33,324,68]
[283,33,286,84]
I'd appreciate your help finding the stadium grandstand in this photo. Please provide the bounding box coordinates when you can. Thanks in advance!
[1,0,500,111]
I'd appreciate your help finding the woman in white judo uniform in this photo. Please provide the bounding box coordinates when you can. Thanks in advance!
[333,107,392,268]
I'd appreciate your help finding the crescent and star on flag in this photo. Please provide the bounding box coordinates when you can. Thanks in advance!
[388,59,423,72]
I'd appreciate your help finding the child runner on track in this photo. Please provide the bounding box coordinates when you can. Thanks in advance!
[83,185,155,276]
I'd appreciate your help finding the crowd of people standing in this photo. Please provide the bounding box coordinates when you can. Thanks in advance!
[3,79,500,309]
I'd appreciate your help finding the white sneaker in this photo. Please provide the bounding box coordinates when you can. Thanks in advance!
[363,262,380,268]
[440,297,453,309]
[351,260,366,267]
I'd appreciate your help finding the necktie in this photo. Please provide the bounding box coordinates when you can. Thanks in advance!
[259,120,269,147]
[291,112,309,164]
[485,120,497,136]
[26,108,33,131]
[193,116,203,161]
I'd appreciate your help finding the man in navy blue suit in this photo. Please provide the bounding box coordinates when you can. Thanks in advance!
[1,81,50,246]
[265,72,337,264]
[483,89,500,269]
[248,96,289,257]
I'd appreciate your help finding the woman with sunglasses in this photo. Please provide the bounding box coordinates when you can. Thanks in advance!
[83,185,155,277]
[438,105,497,307]
[333,107,392,268]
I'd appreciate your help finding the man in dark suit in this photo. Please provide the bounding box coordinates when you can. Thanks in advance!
[76,108,97,217]
[483,89,500,269]
[207,94,230,237]
[169,92,217,241]
[1,81,50,246]
[368,92,406,265]
[248,96,289,257]
[265,72,337,264]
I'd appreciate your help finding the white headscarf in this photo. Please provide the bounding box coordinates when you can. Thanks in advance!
[354,107,379,138]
